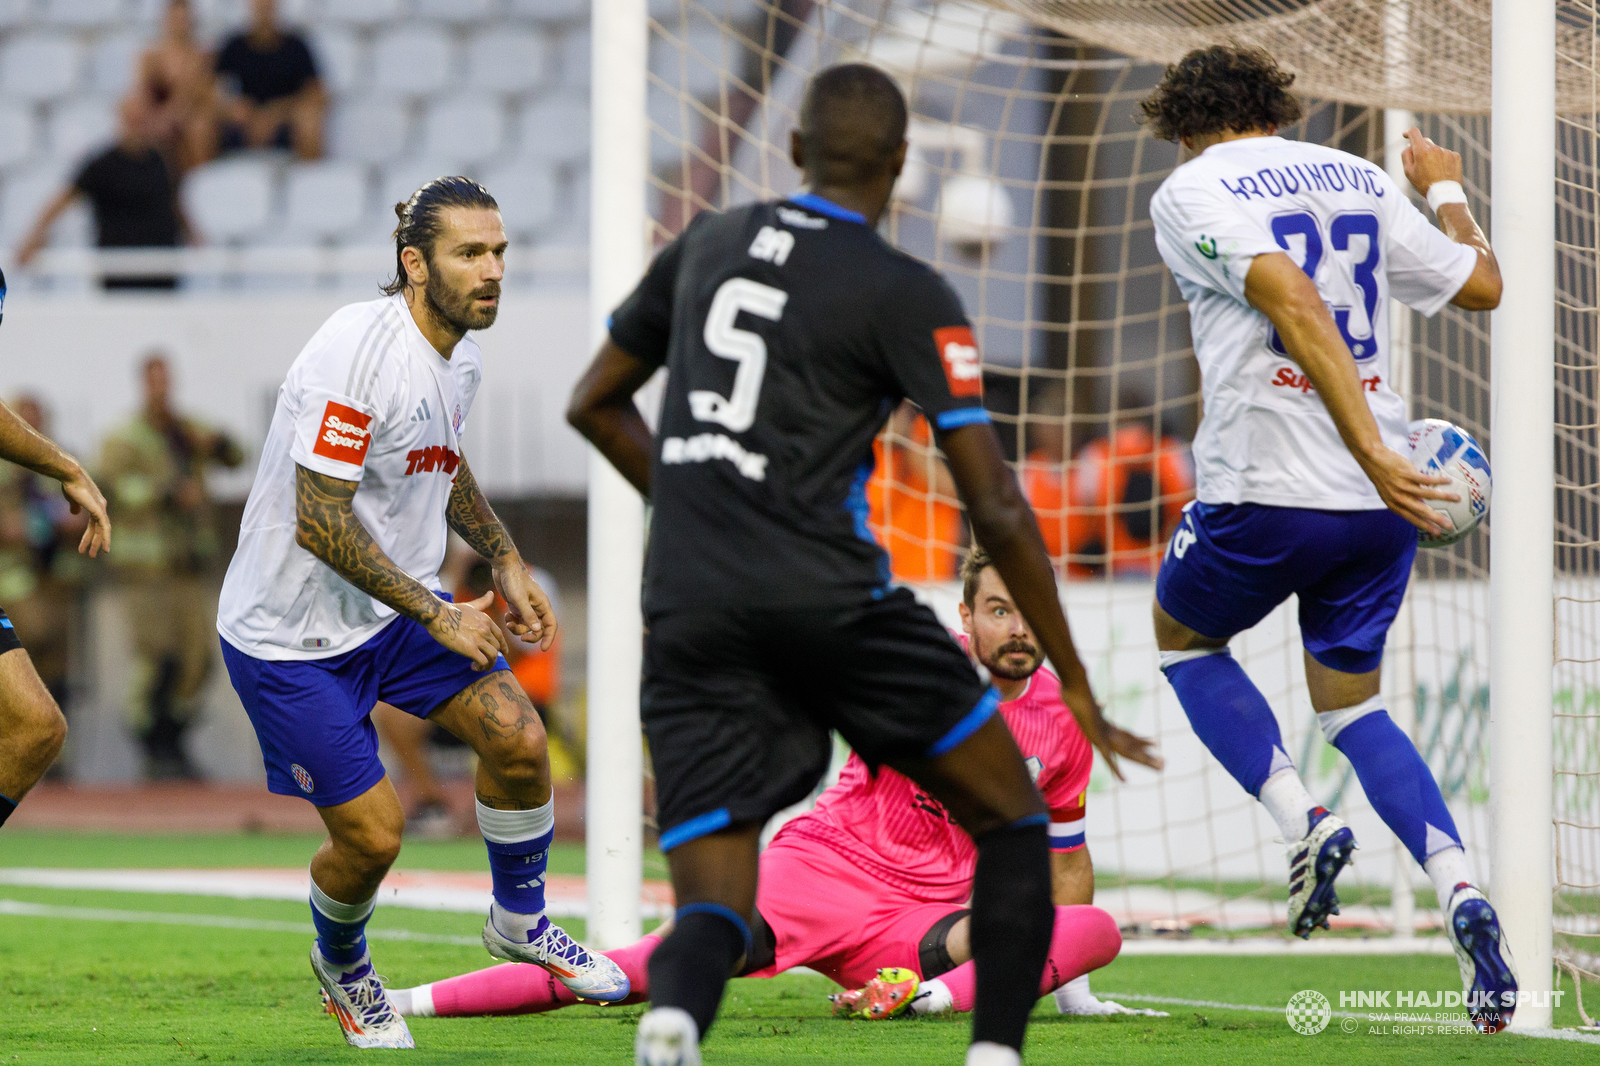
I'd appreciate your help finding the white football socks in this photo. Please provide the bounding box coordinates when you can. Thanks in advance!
[966,1041,1022,1066]
[910,977,954,1014]
[1258,768,1317,842]
[1053,974,1094,1013]
[1424,845,1474,910]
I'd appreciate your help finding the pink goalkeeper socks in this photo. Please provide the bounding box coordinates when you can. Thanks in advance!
[431,933,661,1016]
[938,904,1121,1013]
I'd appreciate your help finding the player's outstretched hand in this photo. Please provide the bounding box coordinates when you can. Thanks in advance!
[426,590,510,671]
[494,561,558,651]
[1401,128,1463,199]
[1360,444,1458,537]
[60,464,110,557]
[1061,677,1162,781]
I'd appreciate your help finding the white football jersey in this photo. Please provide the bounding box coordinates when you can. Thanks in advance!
[218,294,483,660]
[1150,136,1478,510]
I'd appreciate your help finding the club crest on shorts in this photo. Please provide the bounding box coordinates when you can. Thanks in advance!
[290,763,315,793]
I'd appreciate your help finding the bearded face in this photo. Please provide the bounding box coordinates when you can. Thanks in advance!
[424,265,500,333]
[962,566,1044,682]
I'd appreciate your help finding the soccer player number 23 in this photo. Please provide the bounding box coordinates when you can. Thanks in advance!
[1266,209,1383,361]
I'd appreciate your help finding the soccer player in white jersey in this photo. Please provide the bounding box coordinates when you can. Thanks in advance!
[216,178,627,1050]
[1141,47,1517,1032]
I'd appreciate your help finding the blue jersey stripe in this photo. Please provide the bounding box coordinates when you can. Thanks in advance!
[935,407,991,430]
[659,807,732,851]
[787,192,867,225]
[926,687,1001,758]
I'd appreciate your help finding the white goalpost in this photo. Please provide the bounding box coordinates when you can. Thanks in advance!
[1489,0,1556,1029]
[584,0,1585,1027]
[586,0,650,951]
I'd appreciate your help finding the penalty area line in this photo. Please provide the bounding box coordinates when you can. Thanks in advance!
[0,897,481,947]
[1100,992,1600,1044]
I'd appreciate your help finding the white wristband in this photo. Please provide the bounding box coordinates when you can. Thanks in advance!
[1426,180,1468,213]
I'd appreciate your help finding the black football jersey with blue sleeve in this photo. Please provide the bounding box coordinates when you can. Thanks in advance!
[608,193,988,615]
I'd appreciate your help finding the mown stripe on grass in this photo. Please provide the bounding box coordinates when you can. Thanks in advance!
[1101,992,1600,1044]
[0,897,481,946]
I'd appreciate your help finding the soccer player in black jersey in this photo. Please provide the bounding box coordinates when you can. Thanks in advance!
[570,64,1161,1066]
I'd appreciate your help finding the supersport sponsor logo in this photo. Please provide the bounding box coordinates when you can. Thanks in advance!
[1271,368,1381,394]
[311,401,374,465]
[935,325,983,398]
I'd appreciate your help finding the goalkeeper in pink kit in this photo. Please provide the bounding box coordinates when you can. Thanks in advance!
[389,549,1158,1021]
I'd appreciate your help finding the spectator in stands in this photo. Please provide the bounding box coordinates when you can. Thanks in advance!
[16,96,194,290]
[100,354,243,780]
[132,0,217,173]
[0,396,89,753]
[867,401,963,583]
[214,0,326,160]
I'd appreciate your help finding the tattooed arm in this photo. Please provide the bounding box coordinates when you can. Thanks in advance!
[446,456,559,651]
[445,456,515,562]
[295,463,508,668]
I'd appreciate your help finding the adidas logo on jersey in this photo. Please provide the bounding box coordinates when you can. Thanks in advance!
[411,398,432,422]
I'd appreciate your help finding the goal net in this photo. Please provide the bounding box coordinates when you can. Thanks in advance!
[638,0,1595,1009]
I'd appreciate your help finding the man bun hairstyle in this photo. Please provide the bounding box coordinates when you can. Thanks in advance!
[381,175,499,297]
[1139,44,1303,144]
[961,545,994,609]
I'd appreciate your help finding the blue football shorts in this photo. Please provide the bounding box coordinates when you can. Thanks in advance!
[1155,501,1417,675]
[221,593,510,807]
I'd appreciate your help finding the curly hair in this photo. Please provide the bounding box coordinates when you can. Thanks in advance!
[1139,45,1302,144]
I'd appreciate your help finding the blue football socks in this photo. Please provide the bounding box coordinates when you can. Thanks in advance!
[310,876,375,968]
[1323,700,1461,865]
[1161,648,1291,797]
[478,796,555,937]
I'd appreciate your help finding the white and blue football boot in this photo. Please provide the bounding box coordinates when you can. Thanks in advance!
[636,1007,701,1066]
[310,947,415,1049]
[1286,806,1357,939]
[482,906,631,1002]
[1443,884,1519,1033]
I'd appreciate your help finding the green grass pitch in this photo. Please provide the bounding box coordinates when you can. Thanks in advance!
[1,831,1594,1064]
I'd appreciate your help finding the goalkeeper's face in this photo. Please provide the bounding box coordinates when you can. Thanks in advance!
[419,206,508,334]
[960,567,1043,682]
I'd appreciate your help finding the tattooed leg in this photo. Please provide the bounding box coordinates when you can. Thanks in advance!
[430,669,552,809]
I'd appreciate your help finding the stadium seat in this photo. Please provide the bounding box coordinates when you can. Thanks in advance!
[507,0,587,20]
[418,98,507,166]
[512,94,587,164]
[282,161,368,243]
[47,97,118,166]
[371,25,455,98]
[40,0,125,28]
[327,97,411,165]
[321,0,403,27]
[652,21,735,101]
[309,27,365,96]
[182,157,277,243]
[412,0,495,23]
[465,28,551,96]
[0,105,37,172]
[0,163,74,247]
[557,30,588,91]
[476,159,557,241]
[0,0,29,31]
[378,158,466,215]
[88,28,146,96]
[1,33,85,104]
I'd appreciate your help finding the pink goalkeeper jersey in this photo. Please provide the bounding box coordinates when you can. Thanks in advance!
[774,645,1093,903]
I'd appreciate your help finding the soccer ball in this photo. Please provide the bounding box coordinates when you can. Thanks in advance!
[1406,418,1491,548]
